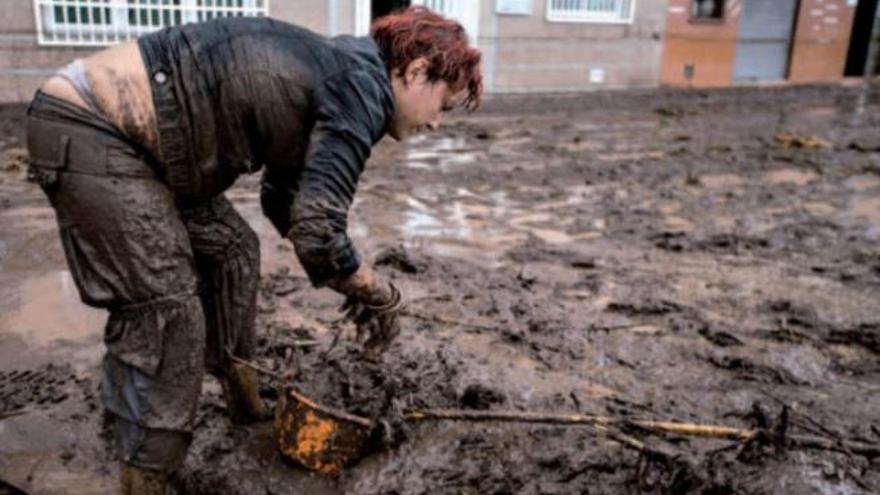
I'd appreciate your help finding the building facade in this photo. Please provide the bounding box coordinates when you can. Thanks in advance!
[0,0,876,102]
[0,0,668,102]
[661,0,869,87]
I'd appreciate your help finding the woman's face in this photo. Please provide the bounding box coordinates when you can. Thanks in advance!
[388,58,464,141]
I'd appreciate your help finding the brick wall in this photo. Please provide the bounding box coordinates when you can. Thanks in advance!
[788,0,857,82]
[484,0,668,92]
[660,0,743,87]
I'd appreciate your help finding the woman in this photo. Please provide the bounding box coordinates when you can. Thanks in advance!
[25,7,481,493]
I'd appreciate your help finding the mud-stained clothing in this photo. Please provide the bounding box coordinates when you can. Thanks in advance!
[138,17,395,286]
[25,16,392,472]
[26,91,259,471]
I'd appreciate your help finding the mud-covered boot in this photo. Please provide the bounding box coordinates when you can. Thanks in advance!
[120,464,167,495]
[220,362,269,424]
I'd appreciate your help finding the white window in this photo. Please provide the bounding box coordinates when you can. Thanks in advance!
[412,0,480,46]
[34,0,270,47]
[546,0,635,24]
[496,0,532,15]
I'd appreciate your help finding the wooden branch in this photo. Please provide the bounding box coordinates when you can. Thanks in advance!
[405,408,880,458]
[406,409,753,440]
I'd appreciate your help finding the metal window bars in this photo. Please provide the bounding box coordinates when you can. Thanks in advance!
[34,0,269,46]
[546,0,635,23]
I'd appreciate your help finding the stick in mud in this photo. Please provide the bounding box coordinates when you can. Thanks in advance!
[405,408,880,458]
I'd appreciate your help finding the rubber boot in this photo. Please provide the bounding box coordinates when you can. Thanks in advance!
[120,464,167,495]
[220,362,269,424]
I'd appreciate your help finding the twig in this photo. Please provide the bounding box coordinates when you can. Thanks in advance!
[405,408,880,457]
[0,408,27,421]
[229,355,288,380]
[405,409,753,440]
[786,433,880,459]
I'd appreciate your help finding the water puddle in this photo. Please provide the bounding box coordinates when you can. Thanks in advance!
[405,136,482,171]
[849,196,880,230]
[395,183,600,260]
[597,150,665,162]
[0,270,105,370]
[802,202,837,217]
[844,174,880,192]
[699,174,744,189]
[2,270,104,346]
[764,169,818,186]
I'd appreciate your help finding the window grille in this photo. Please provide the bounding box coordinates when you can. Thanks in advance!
[413,0,479,45]
[34,0,270,46]
[546,0,634,24]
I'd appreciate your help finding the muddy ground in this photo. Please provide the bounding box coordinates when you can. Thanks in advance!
[1,84,879,494]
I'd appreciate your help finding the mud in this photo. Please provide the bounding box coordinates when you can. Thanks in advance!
[2,84,880,494]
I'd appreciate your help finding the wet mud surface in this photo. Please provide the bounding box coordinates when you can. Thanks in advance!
[2,85,880,494]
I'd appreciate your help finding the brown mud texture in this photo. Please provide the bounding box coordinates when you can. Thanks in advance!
[2,84,880,494]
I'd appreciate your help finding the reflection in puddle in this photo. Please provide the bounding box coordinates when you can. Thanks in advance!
[398,183,600,261]
[405,136,481,171]
[0,269,105,371]
[3,270,105,346]
[845,174,880,192]
[699,174,744,189]
[851,197,880,225]
[764,169,818,186]
[840,194,880,240]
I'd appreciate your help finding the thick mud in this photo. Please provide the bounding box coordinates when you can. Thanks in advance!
[2,84,880,494]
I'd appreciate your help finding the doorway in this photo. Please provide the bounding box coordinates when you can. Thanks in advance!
[732,0,800,82]
[845,0,880,76]
[372,0,411,21]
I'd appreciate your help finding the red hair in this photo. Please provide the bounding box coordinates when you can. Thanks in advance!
[371,6,483,111]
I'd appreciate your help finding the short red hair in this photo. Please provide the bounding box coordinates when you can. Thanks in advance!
[371,6,483,111]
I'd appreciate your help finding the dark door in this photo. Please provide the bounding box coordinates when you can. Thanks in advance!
[733,0,800,82]
[845,0,880,76]
[372,0,411,21]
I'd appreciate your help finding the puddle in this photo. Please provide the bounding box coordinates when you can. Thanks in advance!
[664,216,696,232]
[0,270,105,371]
[596,150,665,162]
[405,136,482,171]
[802,202,837,216]
[699,173,744,189]
[848,197,880,234]
[764,169,818,186]
[844,174,880,192]
[397,183,600,259]
[2,270,105,346]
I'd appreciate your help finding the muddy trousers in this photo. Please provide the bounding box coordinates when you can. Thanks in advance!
[25,91,260,472]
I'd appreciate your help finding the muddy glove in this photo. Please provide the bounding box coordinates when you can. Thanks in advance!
[340,282,403,356]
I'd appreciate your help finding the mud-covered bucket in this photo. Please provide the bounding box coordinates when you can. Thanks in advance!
[274,387,374,475]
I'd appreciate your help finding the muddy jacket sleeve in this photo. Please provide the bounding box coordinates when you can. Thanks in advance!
[275,69,391,287]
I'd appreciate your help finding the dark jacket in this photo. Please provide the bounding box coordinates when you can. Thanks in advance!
[138,17,395,286]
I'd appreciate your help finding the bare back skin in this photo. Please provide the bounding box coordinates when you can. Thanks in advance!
[39,41,160,158]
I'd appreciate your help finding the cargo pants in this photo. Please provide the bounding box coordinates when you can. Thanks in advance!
[25,91,259,471]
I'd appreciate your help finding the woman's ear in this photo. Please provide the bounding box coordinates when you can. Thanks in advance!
[404,57,429,84]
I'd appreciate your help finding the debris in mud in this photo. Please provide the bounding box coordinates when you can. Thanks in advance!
[374,244,427,274]
[262,266,304,296]
[0,148,26,173]
[0,364,83,415]
[775,131,831,150]
[698,325,743,347]
[459,383,507,410]
[849,137,880,153]
[826,323,880,354]
[606,298,684,317]
[705,355,805,385]
[289,340,464,421]
[653,105,688,119]
[650,231,772,254]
